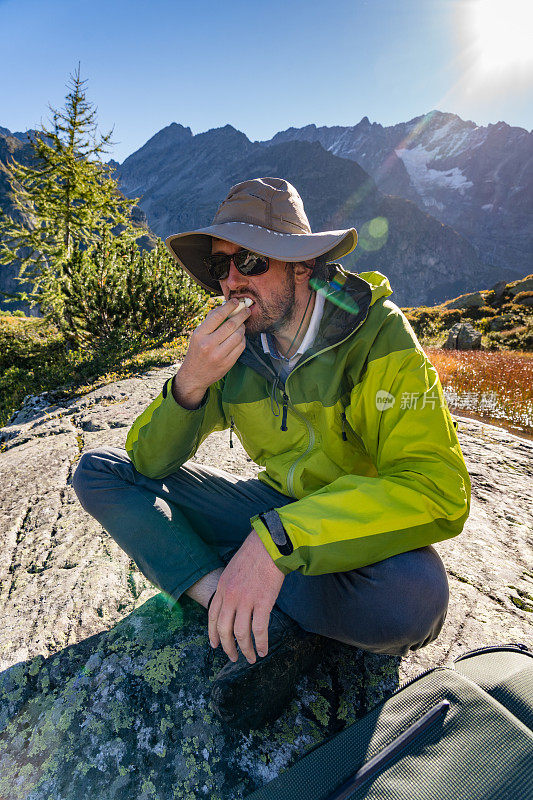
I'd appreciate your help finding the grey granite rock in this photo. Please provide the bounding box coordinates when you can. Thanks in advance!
[490,280,508,303]
[0,364,531,798]
[443,291,485,309]
[443,321,483,349]
[0,594,399,800]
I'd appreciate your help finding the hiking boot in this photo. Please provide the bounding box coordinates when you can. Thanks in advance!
[209,605,325,730]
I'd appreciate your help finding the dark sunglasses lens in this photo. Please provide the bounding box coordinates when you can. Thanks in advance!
[235,251,269,275]
[204,251,269,280]
[204,253,231,280]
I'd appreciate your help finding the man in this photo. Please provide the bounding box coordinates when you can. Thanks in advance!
[73,177,471,730]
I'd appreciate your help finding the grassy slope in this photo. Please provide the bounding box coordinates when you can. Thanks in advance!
[401,274,533,351]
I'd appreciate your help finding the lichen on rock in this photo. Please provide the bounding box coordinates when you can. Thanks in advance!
[0,593,399,800]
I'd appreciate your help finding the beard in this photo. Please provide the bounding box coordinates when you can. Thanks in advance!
[244,265,297,337]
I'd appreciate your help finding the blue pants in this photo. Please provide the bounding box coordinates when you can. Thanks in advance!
[72,446,450,656]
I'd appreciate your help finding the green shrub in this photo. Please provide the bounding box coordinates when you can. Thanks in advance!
[55,230,209,347]
[405,307,441,336]
[0,229,214,427]
[438,309,462,327]
[460,305,497,321]
[0,316,194,428]
[485,322,533,351]
[404,313,423,336]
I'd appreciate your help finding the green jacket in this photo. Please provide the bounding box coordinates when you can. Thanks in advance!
[125,265,471,577]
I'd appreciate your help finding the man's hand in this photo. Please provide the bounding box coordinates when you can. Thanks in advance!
[175,299,251,406]
[208,530,285,664]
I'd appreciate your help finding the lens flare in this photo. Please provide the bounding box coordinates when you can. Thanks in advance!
[358,217,389,252]
[311,277,361,316]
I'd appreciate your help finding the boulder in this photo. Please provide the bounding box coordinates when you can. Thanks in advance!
[490,280,508,303]
[0,594,399,799]
[509,276,533,296]
[1,366,532,798]
[443,291,485,309]
[443,321,483,349]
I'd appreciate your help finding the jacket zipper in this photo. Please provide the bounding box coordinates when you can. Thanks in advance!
[242,307,371,492]
[285,396,315,497]
[247,300,371,433]
[246,295,371,418]
[281,391,289,431]
[282,310,370,493]
[282,300,371,409]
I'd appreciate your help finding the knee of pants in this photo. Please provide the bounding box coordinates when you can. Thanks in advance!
[356,547,450,657]
[72,446,128,512]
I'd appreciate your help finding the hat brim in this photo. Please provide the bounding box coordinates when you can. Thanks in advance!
[164,221,358,295]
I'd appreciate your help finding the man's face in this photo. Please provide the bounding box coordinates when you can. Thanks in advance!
[212,239,296,337]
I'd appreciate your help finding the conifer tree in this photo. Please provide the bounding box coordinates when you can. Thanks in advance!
[0,62,146,319]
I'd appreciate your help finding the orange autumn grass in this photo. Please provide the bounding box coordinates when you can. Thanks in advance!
[426,348,533,437]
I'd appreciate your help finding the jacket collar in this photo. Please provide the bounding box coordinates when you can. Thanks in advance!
[237,264,392,381]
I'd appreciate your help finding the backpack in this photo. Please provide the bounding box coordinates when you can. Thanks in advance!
[245,643,533,800]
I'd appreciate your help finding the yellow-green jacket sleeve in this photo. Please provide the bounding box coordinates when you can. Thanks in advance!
[125,375,228,479]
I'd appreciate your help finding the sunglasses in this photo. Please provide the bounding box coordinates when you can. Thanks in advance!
[203,249,270,281]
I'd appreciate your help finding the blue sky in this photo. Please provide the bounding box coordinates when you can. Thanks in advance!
[1,0,532,163]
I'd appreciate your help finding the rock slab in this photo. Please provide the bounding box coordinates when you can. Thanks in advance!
[0,364,532,798]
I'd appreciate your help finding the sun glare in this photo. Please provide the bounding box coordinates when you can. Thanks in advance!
[467,0,533,73]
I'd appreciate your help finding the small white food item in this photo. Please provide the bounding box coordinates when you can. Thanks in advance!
[227,297,253,318]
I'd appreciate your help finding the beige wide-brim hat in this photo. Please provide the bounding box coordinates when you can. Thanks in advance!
[165,177,358,295]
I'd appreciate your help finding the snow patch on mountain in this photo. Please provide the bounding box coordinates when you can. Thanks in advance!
[428,120,455,144]
[395,144,473,199]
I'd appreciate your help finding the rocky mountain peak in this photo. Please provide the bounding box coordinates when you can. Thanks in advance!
[198,123,251,144]
[121,122,193,164]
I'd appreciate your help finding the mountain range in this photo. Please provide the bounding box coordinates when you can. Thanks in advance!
[0,110,531,311]
[261,111,532,276]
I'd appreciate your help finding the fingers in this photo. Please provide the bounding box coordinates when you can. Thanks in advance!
[183,303,249,388]
[251,607,269,658]
[202,299,247,335]
[200,299,239,334]
[208,591,239,662]
[217,605,239,662]
[208,591,222,649]
[234,607,256,664]
[208,592,267,665]
[212,304,251,344]
[216,326,247,362]
[221,340,247,370]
